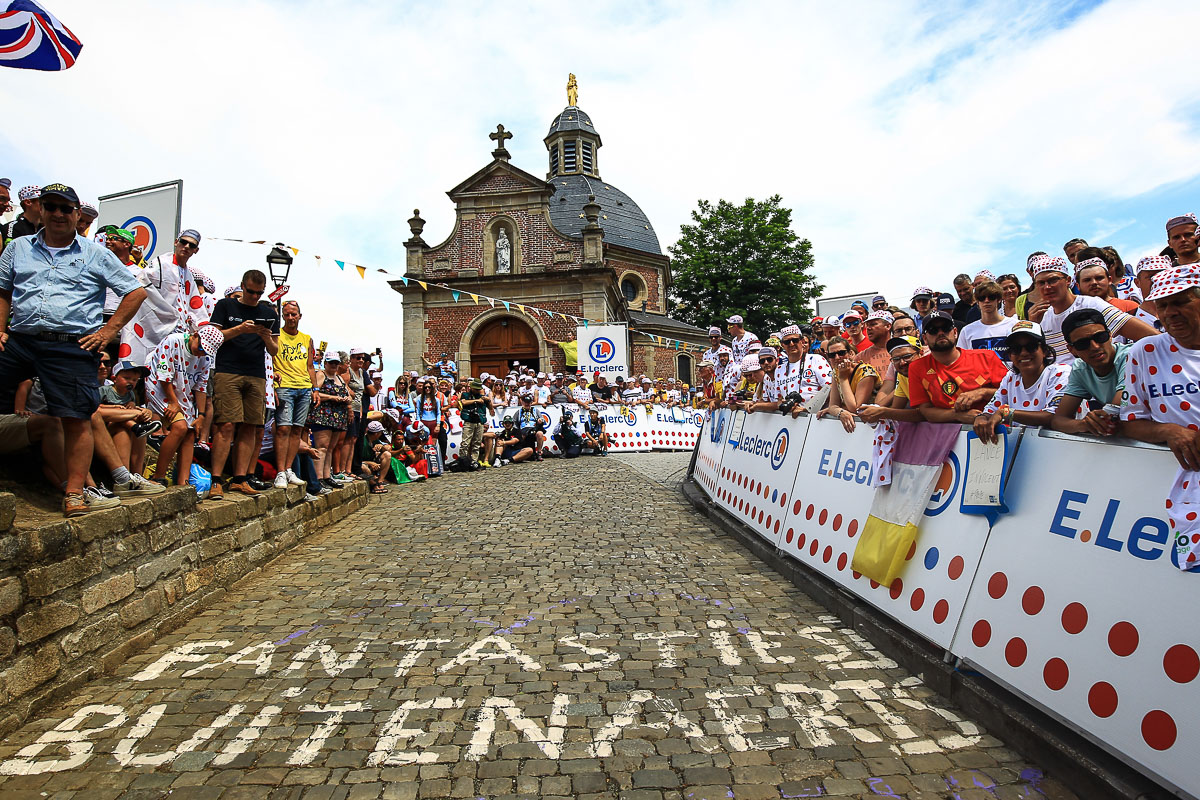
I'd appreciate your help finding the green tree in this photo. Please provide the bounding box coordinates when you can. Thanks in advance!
[668,195,823,337]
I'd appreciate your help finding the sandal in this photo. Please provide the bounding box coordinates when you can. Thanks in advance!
[370,484,389,494]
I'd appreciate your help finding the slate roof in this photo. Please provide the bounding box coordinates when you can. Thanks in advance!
[627,309,709,336]
[548,174,662,256]
[546,106,599,139]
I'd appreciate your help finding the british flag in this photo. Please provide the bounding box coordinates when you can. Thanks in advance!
[0,1,82,71]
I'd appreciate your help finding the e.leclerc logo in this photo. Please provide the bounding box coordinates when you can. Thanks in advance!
[621,409,637,426]
[737,427,789,470]
[122,216,158,258]
[590,337,615,363]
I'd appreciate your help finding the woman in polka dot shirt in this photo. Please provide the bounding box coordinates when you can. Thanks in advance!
[973,321,1071,444]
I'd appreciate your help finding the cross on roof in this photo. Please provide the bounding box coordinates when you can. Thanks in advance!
[489,124,512,148]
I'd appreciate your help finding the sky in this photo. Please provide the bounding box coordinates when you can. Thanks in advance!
[4,0,1200,359]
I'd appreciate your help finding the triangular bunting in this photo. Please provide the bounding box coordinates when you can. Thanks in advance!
[417,281,428,290]
[452,290,461,302]
[356,266,366,279]
[250,240,266,245]
[488,297,496,307]
[290,247,300,256]
[502,301,510,310]
[469,293,479,304]
[335,260,345,270]
[400,276,409,286]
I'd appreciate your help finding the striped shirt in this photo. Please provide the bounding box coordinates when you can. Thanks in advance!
[1041,295,1133,365]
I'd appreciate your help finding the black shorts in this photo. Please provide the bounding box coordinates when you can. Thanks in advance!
[0,332,100,419]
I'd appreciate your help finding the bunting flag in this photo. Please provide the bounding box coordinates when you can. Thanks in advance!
[501,301,510,310]
[451,290,461,302]
[417,281,427,290]
[334,260,345,270]
[356,265,366,279]
[290,247,300,257]
[469,293,479,304]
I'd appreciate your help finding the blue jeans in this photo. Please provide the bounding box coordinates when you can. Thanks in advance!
[275,387,312,428]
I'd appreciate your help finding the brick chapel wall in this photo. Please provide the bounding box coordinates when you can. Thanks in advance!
[0,483,369,738]
[422,210,583,279]
[425,300,584,372]
[608,257,664,314]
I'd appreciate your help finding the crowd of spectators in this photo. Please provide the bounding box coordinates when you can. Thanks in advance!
[0,180,708,518]
[693,212,1200,569]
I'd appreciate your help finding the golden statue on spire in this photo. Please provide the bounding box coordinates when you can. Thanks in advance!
[566,73,578,107]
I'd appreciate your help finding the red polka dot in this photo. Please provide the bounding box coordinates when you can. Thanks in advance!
[809,538,819,557]
[852,570,861,580]
[1021,586,1044,615]
[784,528,794,544]
[1043,658,1069,690]
[905,541,917,561]
[1005,637,1028,667]
[1146,343,1155,352]
[1163,644,1199,684]
[117,342,132,358]
[133,322,144,337]
[988,572,1008,599]
[869,579,880,589]
[1142,711,1177,751]
[948,556,964,580]
[793,500,802,515]
[806,504,814,520]
[189,296,204,309]
[796,533,806,549]
[773,519,780,534]
[819,508,828,526]
[847,519,859,538]
[822,546,832,563]
[1062,602,1088,634]
[832,514,842,531]
[1160,404,1167,413]
[836,552,848,571]
[910,588,925,611]
[1149,365,1158,375]
[1108,621,1138,656]
[779,493,787,508]
[889,578,904,600]
[1183,401,1192,412]
[933,600,949,624]
[1088,682,1118,718]
[972,620,991,647]
[1172,364,1183,374]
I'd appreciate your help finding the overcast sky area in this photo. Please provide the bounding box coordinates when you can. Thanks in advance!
[4,0,1200,360]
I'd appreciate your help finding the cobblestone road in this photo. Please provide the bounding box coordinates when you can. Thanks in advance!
[0,455,1077,799]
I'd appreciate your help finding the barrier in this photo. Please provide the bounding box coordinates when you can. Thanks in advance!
[953,431,1197,797]
[707,410,811,547]
[433,403,696,462]
[689,415,1199,798]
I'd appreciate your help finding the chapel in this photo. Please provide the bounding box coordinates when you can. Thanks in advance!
[391,76,709,380]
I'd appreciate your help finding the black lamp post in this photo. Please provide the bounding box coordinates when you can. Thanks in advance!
[265,243,293,313]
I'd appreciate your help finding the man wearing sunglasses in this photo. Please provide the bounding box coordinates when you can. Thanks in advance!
[0,183,148,516]
[701,326,723,365]
[907,310,1008,424]
[1121,264,1200,571]
[119,229,206,366]
[1051,308,1128,437]
[1029,256,1157,365]
[841,309,868,353]
[208,269,281,498]
[726,314,760,366]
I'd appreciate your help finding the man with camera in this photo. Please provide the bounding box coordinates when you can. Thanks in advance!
[514,393,546,461]
[458,378,488,470]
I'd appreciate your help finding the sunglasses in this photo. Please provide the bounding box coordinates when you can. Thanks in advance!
[1009,340,1043,355]
[781,337,801,345]
[843,319,861,327]
[926,324,955,336]
[178,239,199,250]
[41,201,77,215]
[760,356,776,363]
[1069,330,1111,350]
[827,350,850,358]
[977,295,1001,303]
[872,303,888,309]
[242,287,264,297]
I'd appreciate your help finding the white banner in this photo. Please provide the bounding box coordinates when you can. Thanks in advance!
[953,431,1198,797]
[95,180,182,261]
[577,323,628,380]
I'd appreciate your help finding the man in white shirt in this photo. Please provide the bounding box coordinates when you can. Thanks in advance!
[1028,256,1156,364]
[726,314,759,364]
[957,280,1017,362]
[702,326,723,364]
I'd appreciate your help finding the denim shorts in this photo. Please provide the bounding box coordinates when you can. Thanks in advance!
[274,386,312,428]
[0,332,100,419]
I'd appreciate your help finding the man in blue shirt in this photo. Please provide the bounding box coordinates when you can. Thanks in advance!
[0,184,148,517]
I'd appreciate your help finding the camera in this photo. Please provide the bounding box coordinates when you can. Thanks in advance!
[778,391,803,415]
[734,388,753,403]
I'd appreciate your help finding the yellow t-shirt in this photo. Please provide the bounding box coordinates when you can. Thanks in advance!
[895,373,910,401]
[274,329,313,389]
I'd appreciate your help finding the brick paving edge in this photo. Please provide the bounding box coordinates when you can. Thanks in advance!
[680,476,1173,800]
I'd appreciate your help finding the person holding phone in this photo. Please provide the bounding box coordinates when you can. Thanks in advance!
[207,269,280,498]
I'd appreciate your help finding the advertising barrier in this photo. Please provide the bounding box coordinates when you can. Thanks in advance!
[707,411,810,547]
[952,431,1197,797]
[688,416,1199,798]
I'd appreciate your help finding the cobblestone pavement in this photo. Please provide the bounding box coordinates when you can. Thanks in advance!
[611,452,692,492]
[0,456,1078,800]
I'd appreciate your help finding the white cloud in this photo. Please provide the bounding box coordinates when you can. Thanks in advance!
[3,0,1198,363]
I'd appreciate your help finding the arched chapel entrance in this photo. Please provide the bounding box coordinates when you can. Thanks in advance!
[469,316,539,377]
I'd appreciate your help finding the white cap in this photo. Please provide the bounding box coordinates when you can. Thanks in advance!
[727,314,744,324]
[480,372,491,380]
[537,372,546,378]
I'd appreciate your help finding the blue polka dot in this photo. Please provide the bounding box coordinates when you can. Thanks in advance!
[771,489,778,503]
[923,547,939,570]
[449,443,457,449]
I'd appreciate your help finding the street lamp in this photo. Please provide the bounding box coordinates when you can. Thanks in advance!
[265,243,293,312]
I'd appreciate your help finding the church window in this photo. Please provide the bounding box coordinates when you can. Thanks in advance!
[550,143,559,174]
[581,140,594,173]
[621,277,638,303]
[563,140,577,172]
[677,354,693,384]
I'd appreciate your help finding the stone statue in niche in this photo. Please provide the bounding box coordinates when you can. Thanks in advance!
[496,229,512,274]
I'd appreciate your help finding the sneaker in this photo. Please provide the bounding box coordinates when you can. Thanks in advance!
[317,486,333,496]
[332,474,352,485]
[229,480,259,496]
[477,460,488,470]
[208,481,224,500]
[302,493,319,502]
[63,492,89,517]
[320,478,339,490]
[273,472,289,489]
[131,419,162,438]
[246,476,271,491]
[112,473,166,497]
[285,469,305,486]
[83,485,121,509]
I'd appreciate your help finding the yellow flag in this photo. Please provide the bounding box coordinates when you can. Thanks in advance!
[417,281,428,290]
[469,293,479,304]
[290,247,300,257]
[516,304,526,314]
[356,265,366,279]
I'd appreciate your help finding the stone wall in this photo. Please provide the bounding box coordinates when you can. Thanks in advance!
[0,482,368,737]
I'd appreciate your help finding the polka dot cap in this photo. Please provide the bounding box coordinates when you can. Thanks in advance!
[1146,265,1200,303]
